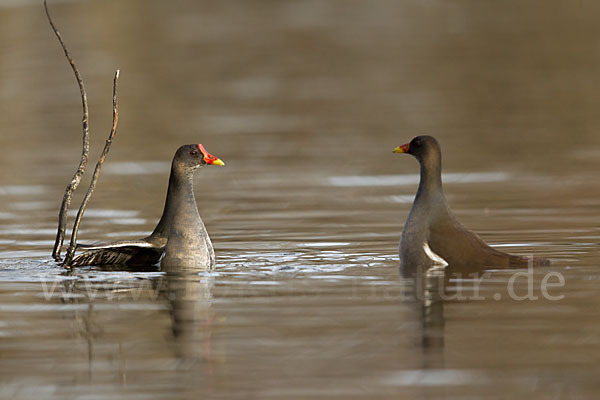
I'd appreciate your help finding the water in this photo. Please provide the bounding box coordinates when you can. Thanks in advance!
[1,0,600,399]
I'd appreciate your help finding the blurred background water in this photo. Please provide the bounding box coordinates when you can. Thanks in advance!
[1,0,599,399]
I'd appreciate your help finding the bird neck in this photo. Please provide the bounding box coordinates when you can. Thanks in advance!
[150,164,199,239]
[416,155,443,199]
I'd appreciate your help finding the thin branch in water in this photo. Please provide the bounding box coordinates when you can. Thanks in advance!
[63,70,120,268]
[45,0,90,261]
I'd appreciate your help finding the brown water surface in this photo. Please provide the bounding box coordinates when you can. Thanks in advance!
[1,1,600,399]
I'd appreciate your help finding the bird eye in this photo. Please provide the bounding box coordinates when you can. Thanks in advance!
[190,150,198,156]
[413,139,421,148]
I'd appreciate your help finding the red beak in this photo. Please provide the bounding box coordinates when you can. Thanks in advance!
[393,143,410,154]
[198,144,225,166]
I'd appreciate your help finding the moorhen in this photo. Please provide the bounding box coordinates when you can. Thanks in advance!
[70,144,224,269]
[394,135,549,269]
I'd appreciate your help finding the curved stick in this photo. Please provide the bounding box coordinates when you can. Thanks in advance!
[45,0,90,261]
[63,70,120,268]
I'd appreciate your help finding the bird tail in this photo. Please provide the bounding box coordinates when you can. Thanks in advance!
[509,254,551,267]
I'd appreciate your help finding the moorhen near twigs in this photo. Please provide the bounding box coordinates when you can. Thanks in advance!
[70,144,224,269]
[394,136,549,269]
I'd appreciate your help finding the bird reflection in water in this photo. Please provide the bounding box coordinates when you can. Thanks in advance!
[53,261,218,381]
[161,269,216,369]
[401,258,504,373]
[400,261,446,369]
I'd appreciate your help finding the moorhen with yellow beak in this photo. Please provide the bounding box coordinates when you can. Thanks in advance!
[70,144,224,269]
[394,135,549,269]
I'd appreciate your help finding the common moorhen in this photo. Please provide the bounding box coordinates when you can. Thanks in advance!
[394,136,549,269]
[70,144,224,269]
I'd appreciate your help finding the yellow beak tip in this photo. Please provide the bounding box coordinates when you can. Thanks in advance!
[212,159,225,166]
[393,147,405,154]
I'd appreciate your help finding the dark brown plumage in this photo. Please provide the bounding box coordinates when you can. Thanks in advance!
[394,135,549,270]
[70,238,166,267]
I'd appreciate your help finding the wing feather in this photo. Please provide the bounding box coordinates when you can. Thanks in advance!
[71,240,164,267]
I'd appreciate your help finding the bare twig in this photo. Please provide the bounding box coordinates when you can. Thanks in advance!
[45,0,90,261]
[63,70,120,268]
